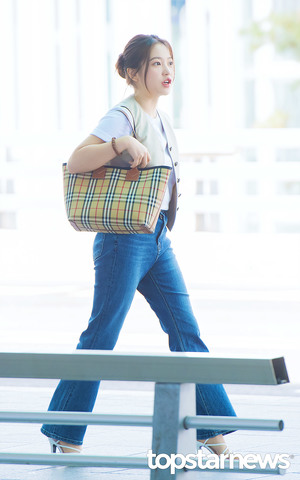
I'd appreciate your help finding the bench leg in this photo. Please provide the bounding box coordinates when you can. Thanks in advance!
[150,383,196,479]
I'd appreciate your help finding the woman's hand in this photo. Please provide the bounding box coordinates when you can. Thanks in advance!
[67,135,151,174]
[125,136,151,169]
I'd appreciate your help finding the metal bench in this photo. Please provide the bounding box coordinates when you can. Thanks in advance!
[0,351,289,478]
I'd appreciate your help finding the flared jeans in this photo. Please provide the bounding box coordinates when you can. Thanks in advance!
[41,211,236,445]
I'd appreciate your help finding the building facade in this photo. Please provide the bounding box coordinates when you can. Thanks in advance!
[0,0,300,234]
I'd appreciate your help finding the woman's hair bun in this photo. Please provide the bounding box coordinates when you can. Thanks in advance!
[116,53,126,79]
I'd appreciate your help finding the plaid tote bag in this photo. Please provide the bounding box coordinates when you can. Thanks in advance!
[62,163,172,234]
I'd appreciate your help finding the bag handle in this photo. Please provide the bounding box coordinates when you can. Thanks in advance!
[92,106,138,180]
[116,106,137,139]
[92,166,140,181]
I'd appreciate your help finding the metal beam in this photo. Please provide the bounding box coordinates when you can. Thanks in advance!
[0,453,148,468]
[151,383,196,479]
[184,416,284,431]
[0,411,283,432]
[0,411,153,426]
[0,453,285,474]
[0,351,289,385]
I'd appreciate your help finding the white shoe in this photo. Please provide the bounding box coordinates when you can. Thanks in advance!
[197,439,230,456]
[48,437,82,454]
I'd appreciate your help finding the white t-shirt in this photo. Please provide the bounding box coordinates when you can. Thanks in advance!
[91,108,176,211]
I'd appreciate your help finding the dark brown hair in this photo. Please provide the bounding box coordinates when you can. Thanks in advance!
[115,34,173,89]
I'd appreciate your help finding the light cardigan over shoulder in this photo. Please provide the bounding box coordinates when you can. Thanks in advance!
[105,95,181,231]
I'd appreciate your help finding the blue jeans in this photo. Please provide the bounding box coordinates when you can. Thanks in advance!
[41,211,236,445]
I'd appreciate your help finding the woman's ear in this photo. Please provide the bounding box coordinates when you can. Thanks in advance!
[126,68,138,84]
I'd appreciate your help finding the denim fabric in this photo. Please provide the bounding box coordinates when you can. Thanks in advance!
[41,211,236,445]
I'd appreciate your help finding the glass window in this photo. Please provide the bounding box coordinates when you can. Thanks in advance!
[6,179,15,194]
[243,149,257,162]
[275,222,300,233]
[196,180,218,195]
[273,81,300,128]
[0,212,17,229]
[276,149,300,162]
[196,180,204,195]
[245,212,259,233]
[245,180,258,195]
[0,179,15,194]
[241,0,254,66]
[195,213,205,231]
[277,181,300,195]
[209,180,218,195]
[273,0,300,13]
[195,213,220,232]
[244,80,255,127]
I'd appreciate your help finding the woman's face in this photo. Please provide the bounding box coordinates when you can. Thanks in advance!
[135,42,175,98]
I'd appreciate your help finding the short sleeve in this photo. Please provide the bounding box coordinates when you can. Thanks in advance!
[91,108,133,142]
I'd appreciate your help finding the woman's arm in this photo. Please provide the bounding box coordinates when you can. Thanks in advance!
[68,135,151,174]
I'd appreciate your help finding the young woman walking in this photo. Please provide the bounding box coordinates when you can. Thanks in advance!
[41,34,236,456]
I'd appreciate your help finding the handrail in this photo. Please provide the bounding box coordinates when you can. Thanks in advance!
[0,453,285,474]
[184,416,284,431]
[0,411,283,431]
[0,351,289,477]
[0,453,148,468]
[0,412,153,426]
[0,351,289,385]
